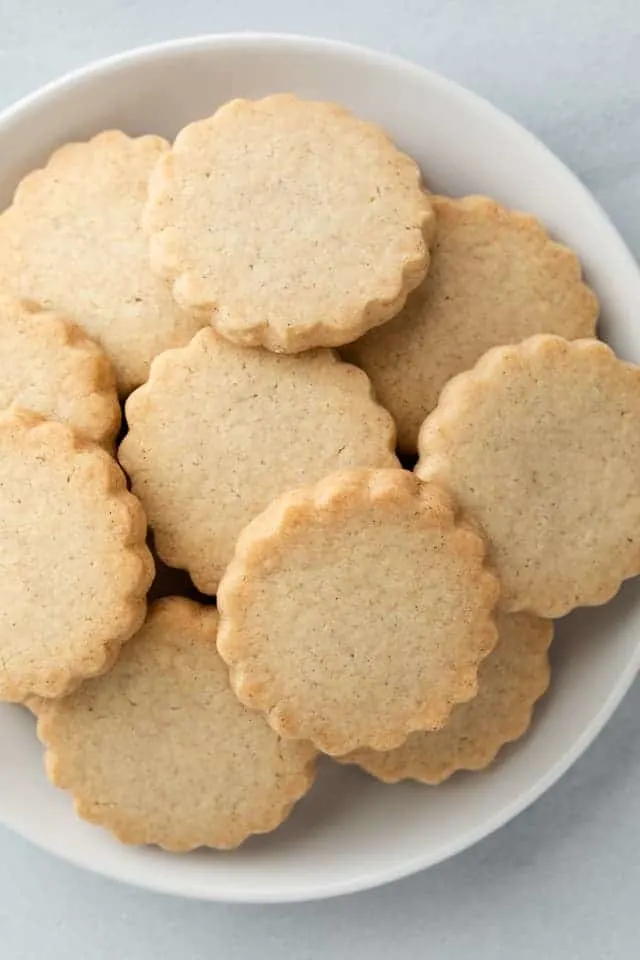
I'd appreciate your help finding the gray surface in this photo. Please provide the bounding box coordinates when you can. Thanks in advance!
[0,1,639,957]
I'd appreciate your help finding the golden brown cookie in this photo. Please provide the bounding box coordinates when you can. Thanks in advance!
[217,469,500,755]
[0,409,154,702]
[0,293,120,447]
[344,196,598,452]
[0,131,204,393]
[38,597,316,851]
[119,329,399,594]
[144,95,433,352]
[340,611,552,783]
[417,335,640,616]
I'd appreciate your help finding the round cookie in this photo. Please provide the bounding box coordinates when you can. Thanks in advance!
[0,131,204,393]
[217,469,500,756]
[0,293,120,447]
[38,598,317,851]
[144,94,434,353]
[0,409,154,702]
[343,195,598,452]
[340,611,552,783]
[118,329,400,594]
[417,335,640,617]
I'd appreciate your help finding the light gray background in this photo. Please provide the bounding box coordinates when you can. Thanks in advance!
[1,2,639,958]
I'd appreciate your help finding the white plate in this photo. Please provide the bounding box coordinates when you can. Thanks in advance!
[1,33,640,904]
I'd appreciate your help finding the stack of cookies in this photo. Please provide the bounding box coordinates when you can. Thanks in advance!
[1,94,637,852]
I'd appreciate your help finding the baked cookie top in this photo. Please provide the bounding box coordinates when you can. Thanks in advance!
[0,293,120,447]
[340,611,552,783]
[0,131,204,393]
[0,409,153,701]
[38,597,316,851]
[119,328,399,594]
[144,95,434,352]
[217,469,500,755]
[344,196,598,452]
[417,335,640,616]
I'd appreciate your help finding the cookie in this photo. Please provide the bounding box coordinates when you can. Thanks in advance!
[0,409,154,702]
[0,293,120,447]
[0,131,204,393]
[417,335,640,616]
[340,611,552,783]
[119,329,399,594]
[38,598,316,851]
[343,195,598,452]
[144,94,434,353]
[217,469,500,755]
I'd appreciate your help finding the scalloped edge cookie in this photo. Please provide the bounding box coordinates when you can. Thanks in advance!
[144,94,434,352]
[217,469,500,755]
[0,293,120,447]
[38,597,317,851]
[0,408,154,701]
[417,335,640,616]
[119,328,400,594]
[339,611,552,783]
[0,130,205,394]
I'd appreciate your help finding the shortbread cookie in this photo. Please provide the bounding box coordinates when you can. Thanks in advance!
[38,598,316,850]
[417,335,640,616]
[119,329,399,593]
[344,196,598,452]
[0,293,120,446]
[340,612,552,783]
[0,409,154,701]
[0,131,204,393]
[144,95,433,352]
[217,470,500,755]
